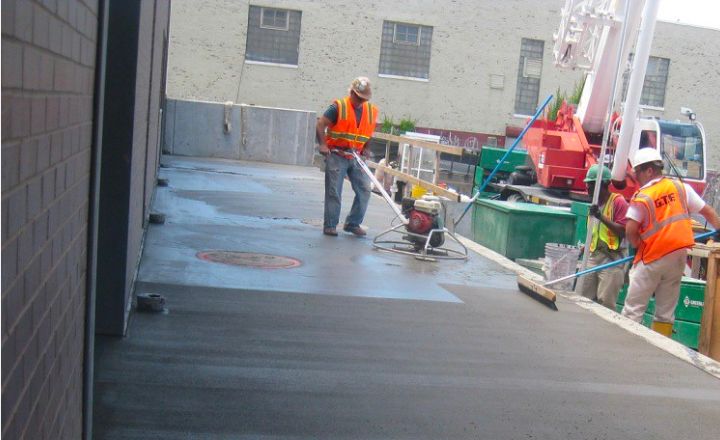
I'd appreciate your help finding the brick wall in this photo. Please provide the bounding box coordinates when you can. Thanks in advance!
[2,0,99,438]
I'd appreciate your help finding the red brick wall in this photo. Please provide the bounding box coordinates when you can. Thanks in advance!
[2,1,98,438]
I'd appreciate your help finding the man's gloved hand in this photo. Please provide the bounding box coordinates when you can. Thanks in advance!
[361,147,373,160]
[589,204,601,219]
[318,143,330,156]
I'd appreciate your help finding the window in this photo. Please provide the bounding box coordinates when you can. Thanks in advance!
[621,56,670,108]
[514,38,544,115]
[246,6,301,65]
[379,21,433,80]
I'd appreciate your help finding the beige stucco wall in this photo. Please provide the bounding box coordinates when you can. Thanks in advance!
[167,0,720,169]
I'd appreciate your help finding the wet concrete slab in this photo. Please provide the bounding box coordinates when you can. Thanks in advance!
[93,156,720,439]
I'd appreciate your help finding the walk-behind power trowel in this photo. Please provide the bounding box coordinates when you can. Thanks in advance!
[349,150,468,261]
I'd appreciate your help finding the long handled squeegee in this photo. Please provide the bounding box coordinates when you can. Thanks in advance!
[518,229,718,310]
[348,150,408,225]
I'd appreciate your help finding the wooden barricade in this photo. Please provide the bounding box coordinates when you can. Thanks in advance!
[699,243,720,360]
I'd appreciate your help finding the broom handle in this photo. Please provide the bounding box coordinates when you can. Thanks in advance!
[544,229,717,287]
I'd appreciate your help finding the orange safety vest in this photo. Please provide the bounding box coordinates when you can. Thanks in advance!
[589,192,621,252]
[632,177,694,264]
[326,97,378,152]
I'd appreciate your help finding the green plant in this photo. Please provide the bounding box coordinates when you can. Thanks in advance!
[381,115,395,134]
[397,117,416,133]
[568,76,586,105]
[548,87,565,122]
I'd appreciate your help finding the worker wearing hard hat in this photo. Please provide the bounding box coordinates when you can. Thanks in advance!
[317,76,379,237]
[622,148,720,336]
[577,164,628,309]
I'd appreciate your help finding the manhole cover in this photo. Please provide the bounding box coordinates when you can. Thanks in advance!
[197,251,301,269]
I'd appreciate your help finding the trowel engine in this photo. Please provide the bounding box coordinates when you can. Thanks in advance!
[401,196,445,248]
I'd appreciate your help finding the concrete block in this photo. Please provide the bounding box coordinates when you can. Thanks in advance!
[240,105,316,166]
[31,96,47,134]
[20,138,39,182]
[37,135,51,172]
[27,177,43,221]
[1,236,18,291]
[61,23,73,59]
[40,52,55,91]
[41,0,57,13]
[166,98,242,159]
[72,30,81,63]
[46,96,60,131]
[55,163,66,195]
[2,0,16,36]
[18,225,34,270]
[15,0,34,42]
[33,4,51,49]
[2,42,23,88]
[11,96,32,139]
[2,141,21,191]
[22,46,42,90]
[49,14,63,54]
[57,0,69,22]
[50,132,63,165]
[8,187,28,238]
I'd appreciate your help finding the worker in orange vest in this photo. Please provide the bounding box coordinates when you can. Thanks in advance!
[622,148,720,336]
[316,77,379,237]
[577,164,628,309]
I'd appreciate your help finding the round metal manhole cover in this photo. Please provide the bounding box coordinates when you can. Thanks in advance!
[197,251,301,269]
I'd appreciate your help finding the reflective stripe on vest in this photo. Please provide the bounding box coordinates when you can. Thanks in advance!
[632,178,694,264]
[589,192,621,252]
[326,97,378,151]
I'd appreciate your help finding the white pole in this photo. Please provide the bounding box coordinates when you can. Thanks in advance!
[610,0,660,184]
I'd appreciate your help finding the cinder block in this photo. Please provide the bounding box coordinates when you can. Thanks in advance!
[46,97,60,131]
[20,138,39,182]
[37,135,51,172]
[8,187,28,238]
[27,177,43,221]
[11,96,31,138]
[61,23,73,59]
[72,31,81,64]
[2,42,23,88]
[50,132,63,165]
[1,236,18,291]
[18,225,34,270]
[24,257,42,307]
[2,0,16,37]
[31,96,47,135]
[58,97,70,127]
[49,14,63,54]
[23,46,42,90]
[33,4,51,49]
[1,141,21,191]
[40,52,55,91]
[42,169,55,210]
[15,0,34,42]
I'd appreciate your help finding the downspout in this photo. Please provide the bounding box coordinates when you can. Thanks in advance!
[83,1,109,439]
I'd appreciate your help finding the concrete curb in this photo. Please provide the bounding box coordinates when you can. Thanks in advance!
[456,235,720,380]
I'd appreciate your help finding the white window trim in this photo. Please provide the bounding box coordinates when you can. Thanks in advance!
[260,7,289,31]
[639,104,665,112]
[245,60,298,68]
[378,73,429,82]
[512,113,533,119]
[392,23,421,46]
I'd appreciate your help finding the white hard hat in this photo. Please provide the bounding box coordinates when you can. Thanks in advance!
[349,76,372,100]
[632,148,663,168]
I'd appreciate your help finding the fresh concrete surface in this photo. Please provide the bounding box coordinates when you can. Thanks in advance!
[93,156,720,439]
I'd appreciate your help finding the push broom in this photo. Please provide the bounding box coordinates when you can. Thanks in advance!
[517,229,718,310]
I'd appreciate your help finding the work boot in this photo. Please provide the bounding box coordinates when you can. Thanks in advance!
[343,224,367,237]
[323,227,338,236]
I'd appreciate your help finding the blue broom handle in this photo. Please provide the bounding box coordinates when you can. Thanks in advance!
[455,93,554,227]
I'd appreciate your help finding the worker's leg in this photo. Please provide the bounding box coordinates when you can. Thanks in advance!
[324,154,349,228]
[621,259,660,322]
[596,252,626,310]
[652,248,687,325]
[344,157,371,227]
[576,251,601,300]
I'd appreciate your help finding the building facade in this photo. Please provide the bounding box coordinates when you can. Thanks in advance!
[1,1,170,439]
[166,0,720,169]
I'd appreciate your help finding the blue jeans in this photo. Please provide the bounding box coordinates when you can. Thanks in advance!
[324,152,370,229]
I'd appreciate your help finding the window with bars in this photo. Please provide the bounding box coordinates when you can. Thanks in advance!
[621,56,670,108]
[514,38,544,115]
[379,21,433,79]
[246,6,301,65]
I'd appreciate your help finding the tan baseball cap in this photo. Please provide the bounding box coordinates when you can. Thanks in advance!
[349,76,372,100]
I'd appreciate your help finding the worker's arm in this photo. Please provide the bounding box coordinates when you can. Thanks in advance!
[699,204,720,232]
[625,219,641,248]
[316,116,333,155]
[597,213,626,238]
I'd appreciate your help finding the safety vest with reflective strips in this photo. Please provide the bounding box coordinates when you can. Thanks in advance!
[589,192,622,253]
[326,97,378,152]
[632,177,695,264]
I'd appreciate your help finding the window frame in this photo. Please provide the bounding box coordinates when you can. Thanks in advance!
[260,7,290,31]
[392,23,421,46]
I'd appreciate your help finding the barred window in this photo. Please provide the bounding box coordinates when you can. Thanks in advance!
[379,21,433,80]
[622,56,670,108]
[514,38,544,115]
[246,6,301,65]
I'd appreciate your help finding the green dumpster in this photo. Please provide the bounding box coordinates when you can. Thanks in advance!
[471,199,576,260]
[571,201,591,245]
[616,277,707,349]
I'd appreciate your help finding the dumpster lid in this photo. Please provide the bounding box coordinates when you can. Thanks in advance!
[475,199,575,217]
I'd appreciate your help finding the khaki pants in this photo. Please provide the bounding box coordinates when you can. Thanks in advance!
[621,248,687,324]
[576,249,626,309]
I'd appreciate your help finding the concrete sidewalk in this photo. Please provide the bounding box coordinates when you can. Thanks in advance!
[93,156,720,439]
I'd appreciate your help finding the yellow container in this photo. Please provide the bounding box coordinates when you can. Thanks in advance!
[411,185,427,198]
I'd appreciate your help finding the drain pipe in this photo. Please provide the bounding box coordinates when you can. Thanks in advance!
[83,1,109,439]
